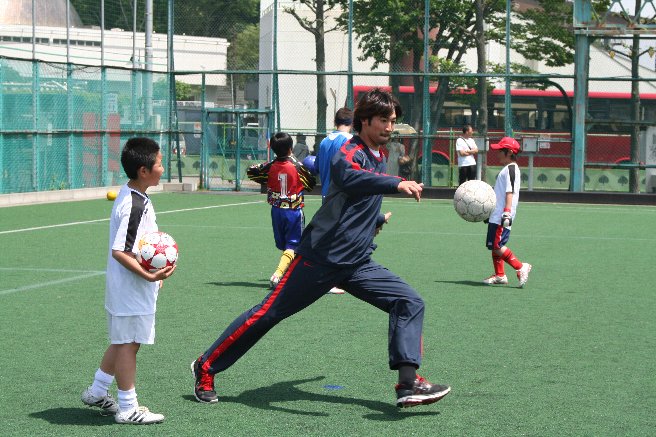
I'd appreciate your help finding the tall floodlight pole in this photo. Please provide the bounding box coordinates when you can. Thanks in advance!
[101,0,109,186]
[32,0,41,190]
[168,0,180,182]
[504,0,512,136]
[145,0,154,129]
[66,0,74,188]
[131,0,138,131]
[346,0,354,108]
[421,0,431,186]
[273,0,280,130]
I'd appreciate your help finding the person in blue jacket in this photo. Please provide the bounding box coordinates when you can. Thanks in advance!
[191,88,451,409]
[316,107,353,200]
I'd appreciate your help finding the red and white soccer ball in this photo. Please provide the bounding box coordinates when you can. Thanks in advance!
[136,231,178,272]
[453,180,496,222]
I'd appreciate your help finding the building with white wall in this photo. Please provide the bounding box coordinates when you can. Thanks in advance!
[259,0,656,135]
[0,0,229,101]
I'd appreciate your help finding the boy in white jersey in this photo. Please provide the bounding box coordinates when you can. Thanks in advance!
[81,137,176,424]
[483,137,532,287]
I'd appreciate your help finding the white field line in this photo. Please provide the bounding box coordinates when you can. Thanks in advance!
[0,200,264,296]
[0,269,105,296]
[0,200,264,235]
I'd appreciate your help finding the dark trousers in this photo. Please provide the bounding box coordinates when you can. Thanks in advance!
[200,256,425,374]
[458,165,477,185]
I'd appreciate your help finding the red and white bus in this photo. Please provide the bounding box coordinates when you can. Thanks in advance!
[353,85,656,168]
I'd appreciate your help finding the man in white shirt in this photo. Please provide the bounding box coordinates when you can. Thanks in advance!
[455,124,478,185]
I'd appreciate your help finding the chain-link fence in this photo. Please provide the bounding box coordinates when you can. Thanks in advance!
[2,0,656,195]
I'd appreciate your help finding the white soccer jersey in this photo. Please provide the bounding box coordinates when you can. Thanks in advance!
[489,163,520,227]
[456,137,477,167]
[105,184,159,316]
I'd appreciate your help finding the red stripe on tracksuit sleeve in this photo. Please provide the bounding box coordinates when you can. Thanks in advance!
[202,255,303,371]
[340,142,403,179]
[340,143,363,170]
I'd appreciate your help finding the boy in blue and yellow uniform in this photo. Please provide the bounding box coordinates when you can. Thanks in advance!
[246,132,316,288]
[192,89,451,408]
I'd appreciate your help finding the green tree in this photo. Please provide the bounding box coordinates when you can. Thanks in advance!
[173,0,259,40]
[70,0,259,57]
[337,0,609,180]
[71,0,168,32]
[284,1,344,144]
[153,79,198,101]
[556,174,567,184]
[227,24,260,91]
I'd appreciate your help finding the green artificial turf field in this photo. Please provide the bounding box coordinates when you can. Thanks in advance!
[0,192,654,436]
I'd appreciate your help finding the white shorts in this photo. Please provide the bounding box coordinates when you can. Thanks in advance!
[107,312,156,345]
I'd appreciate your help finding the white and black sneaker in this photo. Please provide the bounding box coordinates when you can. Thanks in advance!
[81,386,118,415]
[114,405,164,425]
[395,375,451,408]
[517,263,532,288]
[483,274,508,285]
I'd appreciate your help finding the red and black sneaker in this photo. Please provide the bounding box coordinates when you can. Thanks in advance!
[191,357,218,403]
[395,375,450,408]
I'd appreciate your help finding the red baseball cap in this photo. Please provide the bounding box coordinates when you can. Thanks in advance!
[490,137,521,154]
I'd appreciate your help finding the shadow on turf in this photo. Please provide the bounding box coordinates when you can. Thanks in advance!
[183,376,441,421]
[206,280,268,289]
[434,279,489,287]
[30,408,115,426]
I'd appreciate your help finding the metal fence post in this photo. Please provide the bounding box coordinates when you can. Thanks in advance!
[421,0,432,186]
[572,0,591,192]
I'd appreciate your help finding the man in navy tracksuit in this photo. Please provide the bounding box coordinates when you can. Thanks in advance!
[192,89,451,408]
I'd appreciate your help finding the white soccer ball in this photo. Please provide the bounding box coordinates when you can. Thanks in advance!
[453,180,496,222]
[136,231,178,272]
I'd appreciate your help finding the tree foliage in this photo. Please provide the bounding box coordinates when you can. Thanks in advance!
[336,0,609,180]
[228,24,260,89]
[71,0,259,39]
[70,0,168,33]
[283,0,346,141]
[70,0,260,91]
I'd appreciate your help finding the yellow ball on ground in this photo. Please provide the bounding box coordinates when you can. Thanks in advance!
[106,190,117,201]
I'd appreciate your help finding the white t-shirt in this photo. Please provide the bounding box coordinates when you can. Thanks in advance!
[105,184,160,316]
[456,137,477,167]
[489,163,520,227]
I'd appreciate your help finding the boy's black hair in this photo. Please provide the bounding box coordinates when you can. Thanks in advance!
[121,137,160,180]
[270,132,293,157]
[462,124,472,134]
[502,149,518,161]
[353,88,402,133]
[335,107,354,127]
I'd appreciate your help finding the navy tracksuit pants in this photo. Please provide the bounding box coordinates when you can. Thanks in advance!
[199,255,425,375]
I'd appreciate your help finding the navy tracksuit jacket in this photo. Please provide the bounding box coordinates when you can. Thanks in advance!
[199,135,426,374]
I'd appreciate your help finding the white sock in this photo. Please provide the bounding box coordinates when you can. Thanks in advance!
[117,388,138,412]
[90,368,114,398]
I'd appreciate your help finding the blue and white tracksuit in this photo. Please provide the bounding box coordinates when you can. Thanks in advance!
[199,136,426,375]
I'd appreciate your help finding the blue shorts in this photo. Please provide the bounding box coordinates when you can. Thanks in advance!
[271,207,304,251]
[486,223,511,250]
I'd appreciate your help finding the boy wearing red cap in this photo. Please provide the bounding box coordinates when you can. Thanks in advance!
[483,137,532,287]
